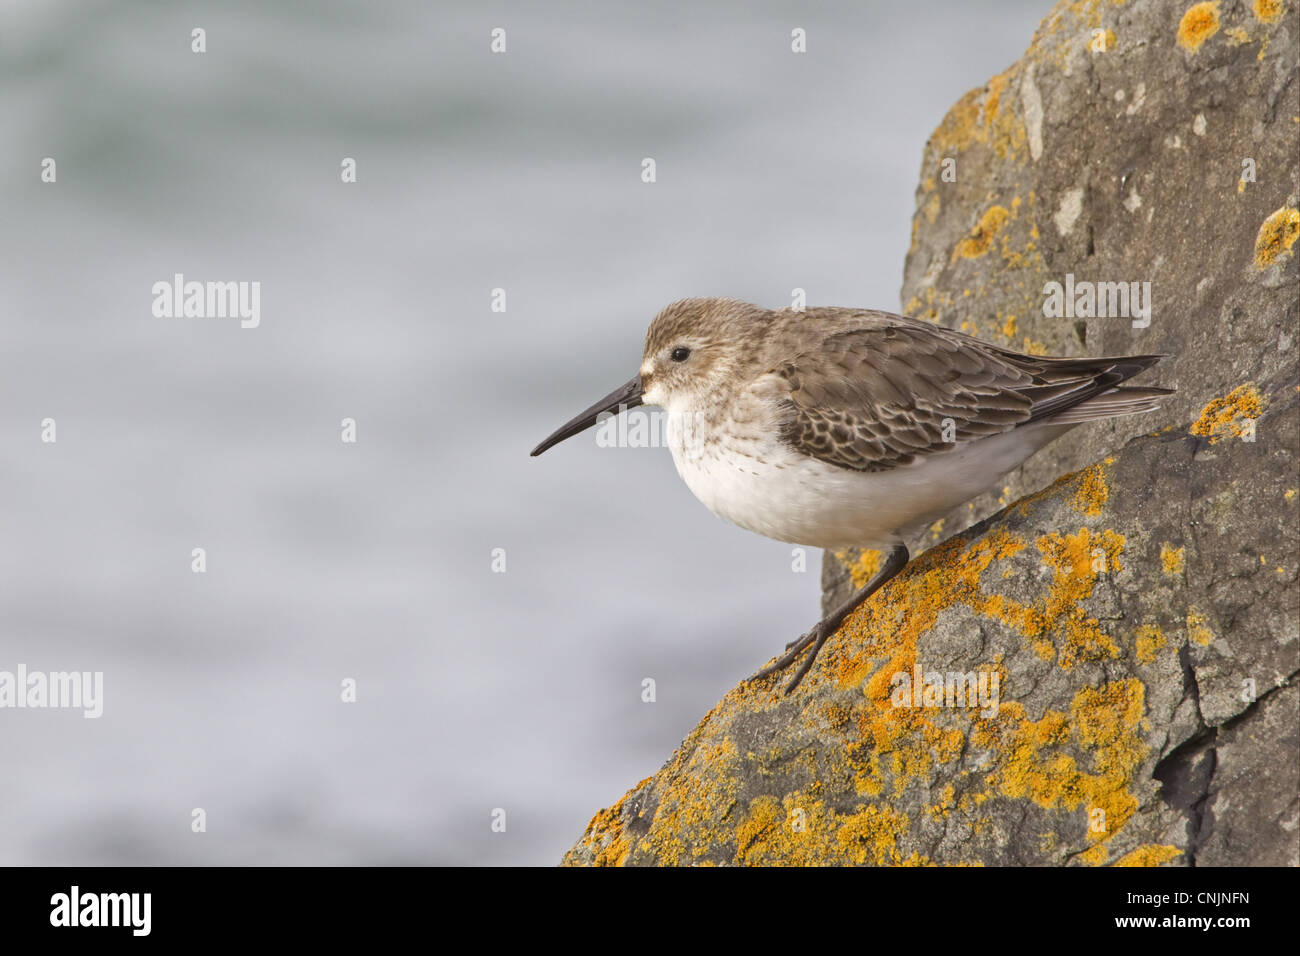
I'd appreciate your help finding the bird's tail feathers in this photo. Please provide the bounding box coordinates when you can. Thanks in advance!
[1047,386,1174,424]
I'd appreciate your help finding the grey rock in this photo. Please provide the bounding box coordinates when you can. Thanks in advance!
[563,0,1298,866]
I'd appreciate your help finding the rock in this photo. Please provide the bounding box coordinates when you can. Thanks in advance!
[563,0,1298,866]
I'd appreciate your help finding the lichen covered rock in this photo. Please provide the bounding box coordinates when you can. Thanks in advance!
[564,0,1298,866]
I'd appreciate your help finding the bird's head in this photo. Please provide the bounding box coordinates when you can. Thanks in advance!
[530,297,763,457]
[638,297,757,413]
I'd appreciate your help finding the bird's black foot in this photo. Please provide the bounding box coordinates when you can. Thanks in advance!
[750,619,834,694]
[748,543,911,697]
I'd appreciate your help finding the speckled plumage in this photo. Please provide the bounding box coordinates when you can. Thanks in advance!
[635,298,1169,551]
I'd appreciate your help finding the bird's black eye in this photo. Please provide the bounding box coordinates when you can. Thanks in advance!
[670,346,691,362]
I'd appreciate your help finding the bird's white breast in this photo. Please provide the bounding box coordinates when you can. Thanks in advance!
[663,393,1066,552]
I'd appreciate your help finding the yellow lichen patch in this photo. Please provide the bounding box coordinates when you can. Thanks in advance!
[1190,384,1264,442]
[1114,844,1183,867]
[836,525,1125,788]
[927,783,957,819]
[904,285,957,324]
[837,548,883,589]
[601,727,750,866]
[1177,1,1221,52]
[1225,25,1252,45]
[1078,842,1109,865]
[1010,462,1108,522]
[1286,489,1298,500]
[1186,608,1214,646]
[824,695,857,725]
[924,192,942,224]
[1024,529,1125,667]
[931,87,983,154]
[1160,543,1186,576]
[1253,205,1300,268]
[954,205,1010,260]
[734,794,795,865]
[929,519,946,542]
[836,804,915,865]
[1089,28,1118,52]
[929,67,1027,161]
[1070,463,1110,516]
[567,782,648,866]
[1021,338,1048,356]
[1258,30,1274,59]
[734,793,920,866]
[572,479,1153,864]
[1045,0,1125,34]
[1253,0,1283,23]
[831,531,1026,788]
[986,77,1028,161]
[1134,624,1166,664]
[1000,313,1019,340]
[973,679,1147,838]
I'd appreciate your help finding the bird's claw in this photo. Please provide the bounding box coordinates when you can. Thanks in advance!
[750,623,827,694]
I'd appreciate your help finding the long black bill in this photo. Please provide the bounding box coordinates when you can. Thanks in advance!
[530,376,643,457]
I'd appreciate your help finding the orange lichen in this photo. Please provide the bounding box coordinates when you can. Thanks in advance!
[1026,529,1125,667]
[904,284,957,323]
[931,88,982,154]
[1160,544,1185,576]
[972,680,1147,839]
[569,783,646,866]
[1253,206,1300,268]
[1079,842,1109,865]
[1134,624,1166,664]
[1089,28,1118,52]
[1114,844,1183,867]
[835,805,916,865]
[1253,0,1283,23]
[734,793,920,866]
[954,205,1011,260]
[1190,384,1264,442]
[929,68,1027,161]
[1177,2,1221,52]
[1010,463,1107,522]
[1070,463,1110,516]
[924,192,942,224]
[841,525,1123,785]
[838,548,883,589]
[1186,608,1214,646]
[568,474,1151,865]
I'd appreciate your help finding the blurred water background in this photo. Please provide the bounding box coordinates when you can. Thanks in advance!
[0,0,1047,864]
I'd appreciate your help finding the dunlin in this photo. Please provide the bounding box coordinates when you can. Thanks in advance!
[532,298,1171,693]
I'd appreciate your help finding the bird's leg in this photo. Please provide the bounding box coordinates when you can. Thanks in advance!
[751,544,910,694]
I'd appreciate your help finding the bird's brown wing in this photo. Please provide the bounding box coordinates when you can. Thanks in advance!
[773,320,1165,473]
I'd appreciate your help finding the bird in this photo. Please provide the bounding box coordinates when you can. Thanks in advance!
[530,297,1172,694]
